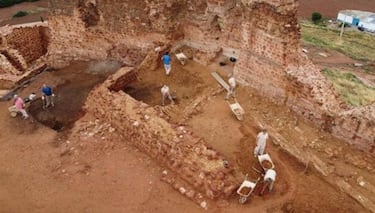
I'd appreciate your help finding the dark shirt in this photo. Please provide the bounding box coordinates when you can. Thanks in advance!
[42,86,52,96]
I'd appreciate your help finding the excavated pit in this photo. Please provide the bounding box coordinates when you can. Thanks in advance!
[122,60,207,107]
[28,60,122,131]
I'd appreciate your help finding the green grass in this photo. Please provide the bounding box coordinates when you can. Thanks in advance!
[322,68,375,106]
[301,21,375,62]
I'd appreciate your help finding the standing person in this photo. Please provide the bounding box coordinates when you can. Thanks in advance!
[254,129,269,157]
[161,85,175,106]
[13,95,29,119]
[260,168,276,195]
[41,84,54,108]
[161,52,171,75]
[225,75,236,100]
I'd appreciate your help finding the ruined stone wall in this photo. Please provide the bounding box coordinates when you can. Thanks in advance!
[46,12,167,68]
[81,67,239,204]
[333,104,375,151]
[5,26,48,65]
[0,24,49,89]
[46,0,206,68]
[46,0,373,150]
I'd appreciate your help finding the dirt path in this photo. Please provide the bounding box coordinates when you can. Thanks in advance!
[303,45,375,87]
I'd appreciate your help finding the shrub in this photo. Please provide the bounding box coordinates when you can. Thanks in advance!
[312,12,322,24]
[13,11,28,18]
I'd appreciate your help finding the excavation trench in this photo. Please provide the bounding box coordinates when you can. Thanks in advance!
[121,61,207,108]
[28,60,122,131]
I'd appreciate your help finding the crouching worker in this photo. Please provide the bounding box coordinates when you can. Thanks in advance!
[13,94,29,119]
[260,168,276,195]
[161,85,175,106]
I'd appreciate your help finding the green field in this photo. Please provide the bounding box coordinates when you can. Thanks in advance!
[322,69,375,106]
[301,21,375,62]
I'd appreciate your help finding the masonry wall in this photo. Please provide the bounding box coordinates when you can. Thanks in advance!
[5,26,48,64]
[0,24,49,89]
[82,67,239,203]
[46,0,373,151]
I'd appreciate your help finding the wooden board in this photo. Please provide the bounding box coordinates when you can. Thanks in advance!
[211,72,230,91]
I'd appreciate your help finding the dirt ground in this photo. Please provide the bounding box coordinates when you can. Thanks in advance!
[1,1,375,212]
[302,44,375,87]
[298,0,375,18]
[0,55,372,212]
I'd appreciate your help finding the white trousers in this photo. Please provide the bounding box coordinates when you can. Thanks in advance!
[162,93,174,106]
[19,109,29,119]
[254,144,266,157]
[164,64,171,75]
[225,87,236,99]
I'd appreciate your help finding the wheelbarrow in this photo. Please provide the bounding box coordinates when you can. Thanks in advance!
[257,153,275,171]
[228,101,245,121]
[175,52,187,65]
[8,93,36,117]
[236,174,260,204]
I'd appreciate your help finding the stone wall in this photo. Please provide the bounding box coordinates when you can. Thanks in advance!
[0,23,49,89]
[46,11,167,68]
[5,26,48,64]
[46,0,373,150]
[81,67,239,203]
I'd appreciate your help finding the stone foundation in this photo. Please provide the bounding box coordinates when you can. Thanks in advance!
[45,0,373,151]
[0,23,49,89]
[81,67,239,202]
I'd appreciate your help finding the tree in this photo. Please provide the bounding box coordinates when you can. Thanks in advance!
[312,12,322,24]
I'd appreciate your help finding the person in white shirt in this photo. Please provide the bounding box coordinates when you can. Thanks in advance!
[261,168,276,195]
[254,129,269,157]
[225,75,236,100]
[161,85,175,106]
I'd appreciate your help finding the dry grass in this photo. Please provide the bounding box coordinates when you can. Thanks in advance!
[301,21,375,62]
[322,68,375,106]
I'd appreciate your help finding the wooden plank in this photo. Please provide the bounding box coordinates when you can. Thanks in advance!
[211,72,229,91]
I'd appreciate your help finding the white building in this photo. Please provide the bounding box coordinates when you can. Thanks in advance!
[337,10,375,32]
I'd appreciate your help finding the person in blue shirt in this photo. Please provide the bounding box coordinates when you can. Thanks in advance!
[41,84,54,108]
[161,52,171,75]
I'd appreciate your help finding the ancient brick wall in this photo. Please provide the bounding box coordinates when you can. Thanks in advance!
[333,104,375,151]
[5,26,48,65]
[46,0,373,150]
[0,24,49,89]
[46,10,168,68]
[81,67,239,204]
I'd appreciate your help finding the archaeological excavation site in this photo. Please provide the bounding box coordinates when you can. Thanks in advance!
[0,0,374,212]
